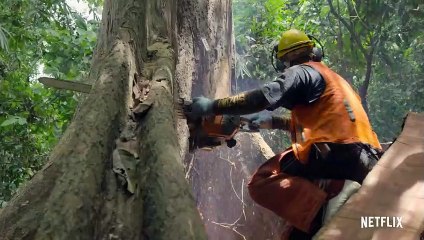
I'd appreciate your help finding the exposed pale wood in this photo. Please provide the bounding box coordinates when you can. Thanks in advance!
[315,112,424,240]
[249,132,275,160]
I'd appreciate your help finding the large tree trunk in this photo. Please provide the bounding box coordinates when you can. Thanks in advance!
[0,0,211,239]
[0,0,286,239]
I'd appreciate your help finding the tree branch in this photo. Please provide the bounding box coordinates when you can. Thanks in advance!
[327,0,367,56]
[359,3,388,113]
[345,0,370,31]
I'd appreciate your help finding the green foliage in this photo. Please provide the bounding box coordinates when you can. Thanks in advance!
[233,0,424,144]
[0,0,101,206]
[0,24,10,52]
[233,0,286,83]
[1,116,27,127]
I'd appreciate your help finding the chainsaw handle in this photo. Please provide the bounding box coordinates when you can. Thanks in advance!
[239,117,260,132]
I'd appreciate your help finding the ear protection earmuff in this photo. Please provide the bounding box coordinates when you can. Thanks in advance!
[307,34,325,62]
[271,45,291,72]
[271,45,286,72]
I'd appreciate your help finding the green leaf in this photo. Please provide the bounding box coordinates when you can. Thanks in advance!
[0,25,10,52]
[0,116,27,127]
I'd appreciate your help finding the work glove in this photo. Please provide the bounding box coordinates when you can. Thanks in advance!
[243,112,273,130]
[188,96,214,118]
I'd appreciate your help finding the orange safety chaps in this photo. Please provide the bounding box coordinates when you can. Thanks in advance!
[247,148,327,233]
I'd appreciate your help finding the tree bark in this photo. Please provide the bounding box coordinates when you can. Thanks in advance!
[0,0,213,239]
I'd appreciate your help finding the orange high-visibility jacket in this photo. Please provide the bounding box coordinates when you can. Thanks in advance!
[290,61,381,163]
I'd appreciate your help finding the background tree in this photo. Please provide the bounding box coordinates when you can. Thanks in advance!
[0,0,99,206]
[233,0,424,144]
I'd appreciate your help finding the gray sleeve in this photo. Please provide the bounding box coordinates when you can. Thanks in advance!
[261,81,284,107]
[260,65,326,110]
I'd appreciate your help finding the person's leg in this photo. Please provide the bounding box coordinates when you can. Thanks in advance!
[278,152,326,239]
[248,150,327,237]
[283,143,380,239]
[279,150,310,178]
[278,143,380,239]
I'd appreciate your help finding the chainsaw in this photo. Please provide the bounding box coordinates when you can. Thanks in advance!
[178,99,257,152]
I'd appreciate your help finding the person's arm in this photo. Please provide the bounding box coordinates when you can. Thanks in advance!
[243,113,291,131]
[211,88,270,115]
[271,115,291,130]
[190,87,275,117]
[190,64,326,118]
[243,64,326,131]
[265,64,326,110]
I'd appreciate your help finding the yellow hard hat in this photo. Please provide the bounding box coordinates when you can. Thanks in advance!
[277,29,314,59]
